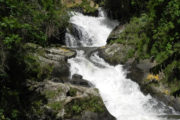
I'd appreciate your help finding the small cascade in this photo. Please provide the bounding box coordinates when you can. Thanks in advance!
[65,10,119,47]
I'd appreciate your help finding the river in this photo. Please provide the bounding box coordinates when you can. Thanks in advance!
[65,9,178,120]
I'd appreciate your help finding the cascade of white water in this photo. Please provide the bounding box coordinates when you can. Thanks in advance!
[65,10,118,47]
[66,9,177,120]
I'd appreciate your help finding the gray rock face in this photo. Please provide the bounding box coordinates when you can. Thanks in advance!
[70,74,92,87]
[25,43,76,81]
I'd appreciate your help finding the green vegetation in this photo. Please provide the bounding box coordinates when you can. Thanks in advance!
[48,101,63,111]
[0,0,102,119]
[110,13,149,46]
[79,0,98,14]
[65,96,105,118]
[0,0,179,119]
[108,0,180,96]
[68,87,78,97]
[0,0,69,47]
[0,0,70,119]
[104,0,149,22]
[45,87,62,99]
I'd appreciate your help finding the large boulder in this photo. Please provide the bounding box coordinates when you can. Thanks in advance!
[98,43,135,65]
[70,74,92,87]
[24,43,76,82]
[31,81,115,120]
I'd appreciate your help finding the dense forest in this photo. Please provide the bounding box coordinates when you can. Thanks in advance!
[0,0,180,119]
[0,0,70,119]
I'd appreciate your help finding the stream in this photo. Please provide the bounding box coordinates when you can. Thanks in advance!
[65,9,179,120]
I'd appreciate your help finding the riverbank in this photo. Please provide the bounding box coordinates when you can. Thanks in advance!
[98,23,180,112]
[0,0,115,119]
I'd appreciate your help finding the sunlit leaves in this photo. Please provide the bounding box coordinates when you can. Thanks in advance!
[3,34,21,49]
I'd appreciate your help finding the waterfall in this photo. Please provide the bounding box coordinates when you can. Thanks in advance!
[65,10,118,47]
[65,9,177,120]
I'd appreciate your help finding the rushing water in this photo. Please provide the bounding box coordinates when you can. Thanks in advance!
[66,9,178,120]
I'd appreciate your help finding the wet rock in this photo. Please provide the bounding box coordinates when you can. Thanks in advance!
[98,43,135,65]
[70,74,91,87]
[72,74,83,79]
[126,59,155,85]
[107,25,124,43]
[51,77,65,83]
[67,23,93,46]
[45,47,76,61]
[51,63,70,81]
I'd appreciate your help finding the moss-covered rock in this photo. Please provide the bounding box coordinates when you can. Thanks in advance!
[99,43,135,65]
[37,81,115,120]
[24,43,76,82]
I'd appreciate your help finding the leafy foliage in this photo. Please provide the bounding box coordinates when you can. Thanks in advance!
[0,0,69,48]
[104,0,149,22]
[0,0,70,119]
[109,0,180,95]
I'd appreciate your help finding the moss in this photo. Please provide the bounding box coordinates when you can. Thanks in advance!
[127,49,135,58]
[59,48,71,52]
[121,48,136,62]
[64,95,105,118]
[24,43,41,50]
[37,63,53,80]
[48,101,63,111]
[37,49,46,57]
[45,88,64,112]
[45,90,57,99]
[68,88,78,97]
[44,87,62,99]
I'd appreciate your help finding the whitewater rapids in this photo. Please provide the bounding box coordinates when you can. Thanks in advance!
[66,9,177,120]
